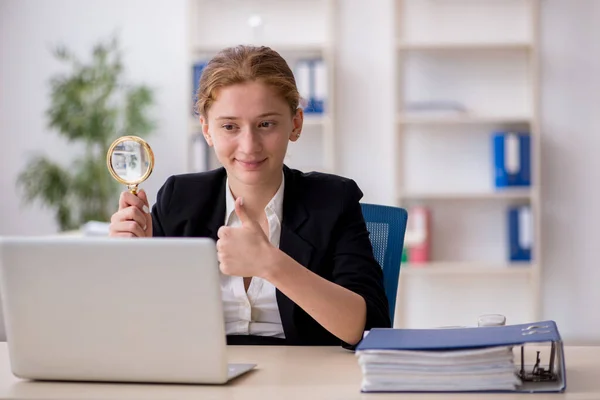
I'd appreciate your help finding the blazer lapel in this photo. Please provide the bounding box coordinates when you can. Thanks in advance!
[279,166,313,268]
[277,166,314,343]
[185,169,226,241]
[204,183,226,242]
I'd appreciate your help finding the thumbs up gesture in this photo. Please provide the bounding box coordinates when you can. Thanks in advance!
[216,197,276,278]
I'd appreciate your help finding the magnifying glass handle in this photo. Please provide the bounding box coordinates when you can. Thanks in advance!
[128,184,139,195]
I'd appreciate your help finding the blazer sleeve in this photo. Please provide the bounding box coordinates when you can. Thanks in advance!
[151,176,176,237]
[331,179,392,348]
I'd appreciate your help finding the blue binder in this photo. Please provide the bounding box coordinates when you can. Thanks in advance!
[293,58,326,114]
[191,61,207,114]
[508,206,532,261]
[493,132,531,188]
[356,320,566,393]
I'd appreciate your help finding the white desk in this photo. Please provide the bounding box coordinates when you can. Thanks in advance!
[0,343,598,399]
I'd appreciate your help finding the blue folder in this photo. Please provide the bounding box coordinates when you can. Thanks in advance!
[191,61,207,114]
[356,320,566,393]
[493,132,531,188]
[508,206,532,262]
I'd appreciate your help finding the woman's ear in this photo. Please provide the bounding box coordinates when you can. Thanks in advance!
[200,115,214,147]
[289,108,304,142]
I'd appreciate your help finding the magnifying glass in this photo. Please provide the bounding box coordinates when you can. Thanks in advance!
[106,136,154,195]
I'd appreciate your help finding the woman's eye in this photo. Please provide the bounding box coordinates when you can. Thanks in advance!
[222,124,235,131]
[259,121,275,128]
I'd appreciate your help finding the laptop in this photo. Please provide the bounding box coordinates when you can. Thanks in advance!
[0,236,256,384]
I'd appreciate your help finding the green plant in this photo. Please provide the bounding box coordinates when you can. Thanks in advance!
[17,36,155,231]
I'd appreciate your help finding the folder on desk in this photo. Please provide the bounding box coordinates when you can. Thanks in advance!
[355,320,566,393]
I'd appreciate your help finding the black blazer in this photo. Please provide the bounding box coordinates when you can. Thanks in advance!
[151,165,391,347]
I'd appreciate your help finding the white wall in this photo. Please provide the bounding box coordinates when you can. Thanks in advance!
[539,0,600,344]
[1,0,599,344]
[0,0,188,236]
[336,0,397,205]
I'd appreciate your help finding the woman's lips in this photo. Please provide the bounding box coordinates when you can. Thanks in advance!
[235,158,266,170]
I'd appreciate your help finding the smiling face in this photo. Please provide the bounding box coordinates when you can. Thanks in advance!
[200,80,303,188]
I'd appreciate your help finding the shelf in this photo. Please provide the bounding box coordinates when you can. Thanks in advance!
[188,115,329,133]
[399,189,533,201]
[397,42,533,52]
[303,115,330,127]
[191,44,330,56]
[397,114,532,126]
[402,262,533,276]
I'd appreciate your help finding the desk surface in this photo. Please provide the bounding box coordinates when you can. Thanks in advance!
[0,343,598,399]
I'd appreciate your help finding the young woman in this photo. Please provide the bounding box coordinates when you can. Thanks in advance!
[109,45,390,348]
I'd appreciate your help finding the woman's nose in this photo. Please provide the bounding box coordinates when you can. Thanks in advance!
[238,128,262,153]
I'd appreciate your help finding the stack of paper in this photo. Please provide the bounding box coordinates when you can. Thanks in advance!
[355,321,565,393]
[357,345,520,392]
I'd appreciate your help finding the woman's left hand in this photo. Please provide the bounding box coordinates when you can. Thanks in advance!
[216,197,277,278]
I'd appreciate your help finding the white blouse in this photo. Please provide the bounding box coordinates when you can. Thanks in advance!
[220,175,285,338]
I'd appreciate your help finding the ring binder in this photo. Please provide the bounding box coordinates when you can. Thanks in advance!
[355,320,566,393]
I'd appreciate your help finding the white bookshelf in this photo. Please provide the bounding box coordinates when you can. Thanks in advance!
[397,115,532,126]
[402,262,534,277]
[186,0,337,175]
[401,189,533,202]
[397,42,533,52]
[394,0,541,329]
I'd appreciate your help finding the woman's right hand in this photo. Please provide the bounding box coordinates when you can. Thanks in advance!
[109,189,153,238]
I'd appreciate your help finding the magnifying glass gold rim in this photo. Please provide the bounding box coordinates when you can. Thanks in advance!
[106,135,155,193]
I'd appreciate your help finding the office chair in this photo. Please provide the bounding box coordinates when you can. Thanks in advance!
[360,203,408,325]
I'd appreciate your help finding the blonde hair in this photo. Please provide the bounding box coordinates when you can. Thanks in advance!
[195,45,300,118]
